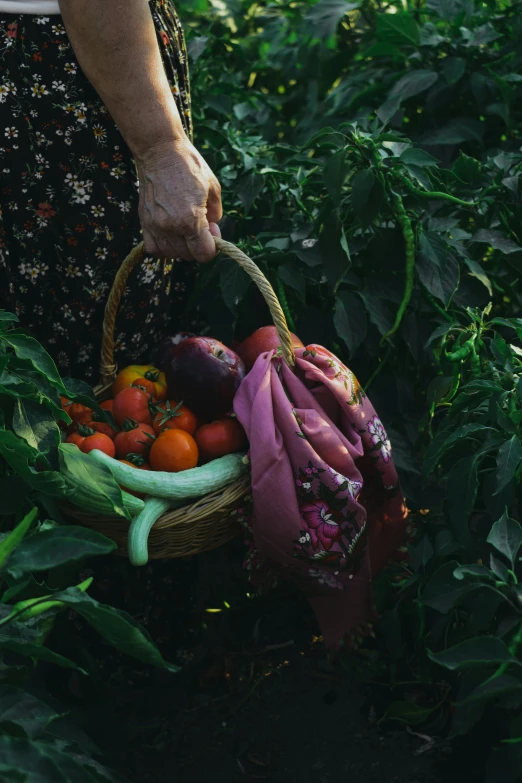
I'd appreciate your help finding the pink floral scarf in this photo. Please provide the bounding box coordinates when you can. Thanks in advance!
[233,345,408,647]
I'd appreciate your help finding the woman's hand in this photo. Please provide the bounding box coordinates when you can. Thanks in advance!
[135,136,223,263]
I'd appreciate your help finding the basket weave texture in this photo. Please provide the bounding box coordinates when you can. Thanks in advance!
[61,238,295,559]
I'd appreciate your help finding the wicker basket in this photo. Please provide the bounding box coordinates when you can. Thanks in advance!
[61,237,296,559]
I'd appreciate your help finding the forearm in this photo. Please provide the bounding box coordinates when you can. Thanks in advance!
[58,0,186,158]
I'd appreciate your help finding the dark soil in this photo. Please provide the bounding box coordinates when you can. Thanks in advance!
[55,541,446,783]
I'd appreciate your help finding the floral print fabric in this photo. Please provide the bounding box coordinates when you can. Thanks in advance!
[233,345,408,647]
[0,2,199,382]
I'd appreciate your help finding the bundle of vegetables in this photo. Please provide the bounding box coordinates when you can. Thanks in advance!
[59,328,300,564]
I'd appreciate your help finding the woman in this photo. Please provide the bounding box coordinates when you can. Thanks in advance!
[0,0,222,670]
[0,0,222,382]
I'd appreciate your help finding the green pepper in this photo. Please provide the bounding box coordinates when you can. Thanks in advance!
[7,577,93,622]
[444,337,474,363]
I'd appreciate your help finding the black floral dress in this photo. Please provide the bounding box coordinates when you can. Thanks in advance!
[0,1,198,383]
[0,3,208,673]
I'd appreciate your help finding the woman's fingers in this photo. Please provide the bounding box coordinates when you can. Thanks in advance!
[207,176,223,225]
[185,220,218,263]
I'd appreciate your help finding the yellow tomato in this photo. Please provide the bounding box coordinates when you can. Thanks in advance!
[112,364,167,400]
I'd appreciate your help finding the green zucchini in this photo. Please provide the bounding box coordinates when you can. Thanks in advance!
[89,450,248,500]
[128,497,183,566]
[63,475,145,518]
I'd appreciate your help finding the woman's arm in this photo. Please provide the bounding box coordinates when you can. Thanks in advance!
[58,0,222,262]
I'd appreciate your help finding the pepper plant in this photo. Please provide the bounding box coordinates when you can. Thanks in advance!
[179,0,522,778]
[0,314,179,781]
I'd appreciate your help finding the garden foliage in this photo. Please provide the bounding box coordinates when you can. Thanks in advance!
[1,0,522,779]
[177,0,522,777]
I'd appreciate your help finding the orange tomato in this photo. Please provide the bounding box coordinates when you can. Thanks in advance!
[112,365,167,400]
[149,429,198,473]
[132,377,157,396]
[195,418,246,462]
[152,401,197,436]
[119,459,152,499]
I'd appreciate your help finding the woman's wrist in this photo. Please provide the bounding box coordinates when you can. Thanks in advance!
[133,133,192,169]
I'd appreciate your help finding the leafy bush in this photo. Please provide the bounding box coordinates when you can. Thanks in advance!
[0,314,177,782]
[178,0,522,777]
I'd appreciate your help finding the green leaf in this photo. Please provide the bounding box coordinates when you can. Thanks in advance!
[278,264,306,301]
[417,230,459,306]
[0,735,104,783]
[420,118,484,146]
[333,292,367,357]
[494,437,522,496]
[411,535,434,573]
[219,258,251,316]
[486,744,522,783]
[490,554,510,583]
[376,12,420,46]
[399,148,439,167]
[444,57,466,85]
[324,148,348,202]
[305,0,359,40]
[423,424,492,479]
[2,334,65,392]
[457,675,522,706]
[384,700,435,725]
[0,636,85,672]
[389,69,438,101]
[0,736,68,783]
[0,432,67,498]
[55,589,180,672]
[471,229,521,255]
[423,560,475,613]
[464,258,492,296]
[446,454,480,546]
[0,508,38,569]
[452,151,483,187]
[12,399,60,456]
[359,291,394,336]
[351,169,385,228]
[0,686,60,739]
[0,312,19,324]
[318,212,351,292]
[453,564,492,580]
[428,637,517,671]
[6,527,116,577]
[487,512,522,569]
[58,443,129,520]
[236,171,264,212]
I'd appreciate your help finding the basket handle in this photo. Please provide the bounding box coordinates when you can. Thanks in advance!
[99,238,296,385]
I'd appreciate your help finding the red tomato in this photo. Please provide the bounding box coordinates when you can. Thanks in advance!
[99,399,114,413]
[195,418,246,462]
[113,387,155,428]
[152,401,197,436]
[90,420,117,439]
[80,433,116,458]
[67,403,93,424]
[114,423,155,460]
